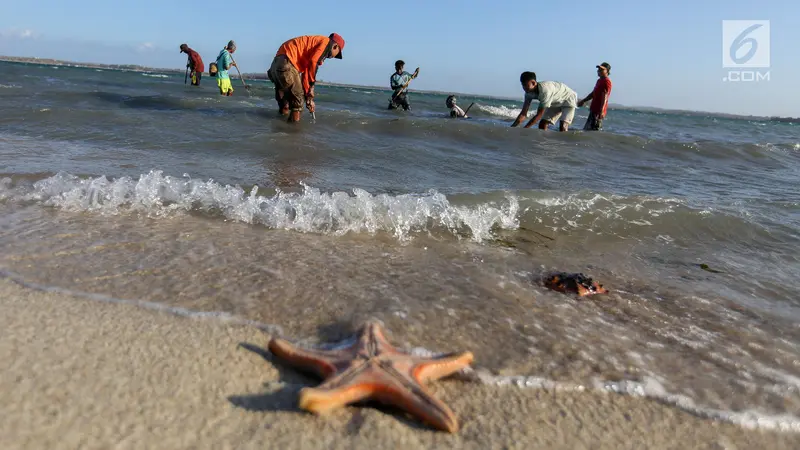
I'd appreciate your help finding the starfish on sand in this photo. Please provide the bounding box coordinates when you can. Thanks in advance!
[267,320,474,433]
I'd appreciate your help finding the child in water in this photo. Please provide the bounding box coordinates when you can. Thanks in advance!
[446,95,468,118]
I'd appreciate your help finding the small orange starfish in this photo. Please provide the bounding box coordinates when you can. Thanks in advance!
[543,272,609,297]
[268,320,474,433]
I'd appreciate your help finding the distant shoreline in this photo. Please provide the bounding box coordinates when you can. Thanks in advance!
[0,55,185,74]
[1,56,796,122]
[0,55,511,100]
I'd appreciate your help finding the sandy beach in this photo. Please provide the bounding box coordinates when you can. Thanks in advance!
[0,277,796,449]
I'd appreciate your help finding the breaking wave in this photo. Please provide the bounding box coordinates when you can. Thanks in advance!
[1,169,761,246]
[2,170,520,242]
[478,104,523,119]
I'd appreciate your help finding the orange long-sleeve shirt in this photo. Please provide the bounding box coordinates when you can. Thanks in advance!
[275,35,331,95]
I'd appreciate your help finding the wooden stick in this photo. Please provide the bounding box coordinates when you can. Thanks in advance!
[463,102,475,116]
[391,67,420,100]
[230,55,250,91]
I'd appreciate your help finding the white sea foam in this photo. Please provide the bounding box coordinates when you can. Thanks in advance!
[478,104,523,119]
[1,171,700,240]
[409,347,800,432]
[527,191,684,232]
[142,73,169,78]
[4,265,797,434]
[467,367,800,433]
[596,377,800,432]
[478,103,592,123]
[11,170,520,242]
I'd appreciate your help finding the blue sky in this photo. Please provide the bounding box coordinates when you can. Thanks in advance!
[1,0,798,116]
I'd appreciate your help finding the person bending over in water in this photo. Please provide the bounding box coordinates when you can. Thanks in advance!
[180,43,204,86]
[446,95,468,118]
[267,33,345,122]
[511,71,578,132]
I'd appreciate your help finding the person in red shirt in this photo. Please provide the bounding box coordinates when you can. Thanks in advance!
[578,62,612,130]
[179,44,205,87]
[267,33,345,122]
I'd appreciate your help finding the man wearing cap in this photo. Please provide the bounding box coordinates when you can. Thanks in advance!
[267,33,345,122]
[214,40,237,96]
[180,44,205,86]
[578,62,613,130]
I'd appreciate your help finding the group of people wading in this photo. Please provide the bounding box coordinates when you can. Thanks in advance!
[179,34,612,130]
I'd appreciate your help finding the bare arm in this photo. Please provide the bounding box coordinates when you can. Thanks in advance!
[523,106,545,128]
[511,98,532,127]
[577,93,592,107]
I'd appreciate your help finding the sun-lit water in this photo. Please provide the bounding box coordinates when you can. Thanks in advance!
[1,61,799,431]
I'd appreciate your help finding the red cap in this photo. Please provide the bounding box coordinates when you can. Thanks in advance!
[329,33,344,59]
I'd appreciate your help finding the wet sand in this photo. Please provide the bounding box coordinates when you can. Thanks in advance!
[1,277,798,450]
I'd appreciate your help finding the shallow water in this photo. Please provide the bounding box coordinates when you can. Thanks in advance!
[1,61,799,431]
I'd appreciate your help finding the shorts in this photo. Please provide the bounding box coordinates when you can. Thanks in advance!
[268,55,304,110]
[541,105,576,125]
[191,71,202,86]
[583,112,604,130]
[217,77,233,96]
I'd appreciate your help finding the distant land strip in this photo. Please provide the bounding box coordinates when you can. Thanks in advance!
[1,55,797,122]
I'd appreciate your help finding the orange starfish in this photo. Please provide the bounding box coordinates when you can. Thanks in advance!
[267,320,474,433]
[544,272,609,297]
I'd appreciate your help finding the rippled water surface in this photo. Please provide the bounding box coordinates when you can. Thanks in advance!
[1,61,799,431]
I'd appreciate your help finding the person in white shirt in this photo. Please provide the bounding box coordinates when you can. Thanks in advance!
[446,95,468,118]
[511,71,578,132]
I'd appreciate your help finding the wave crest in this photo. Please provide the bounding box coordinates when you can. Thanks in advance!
[12,171,520,242]
[478,104,523,119]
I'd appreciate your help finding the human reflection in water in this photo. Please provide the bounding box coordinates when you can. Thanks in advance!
[262,151,315,191]
[271,162,313,189]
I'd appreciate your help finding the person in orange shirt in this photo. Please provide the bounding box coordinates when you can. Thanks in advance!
[267,33,345,122]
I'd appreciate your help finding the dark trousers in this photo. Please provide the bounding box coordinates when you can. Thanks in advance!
[583,112,604,130]
[388,93,410,111]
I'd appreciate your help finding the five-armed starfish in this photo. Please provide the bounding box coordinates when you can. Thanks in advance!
[267,320,474,433]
